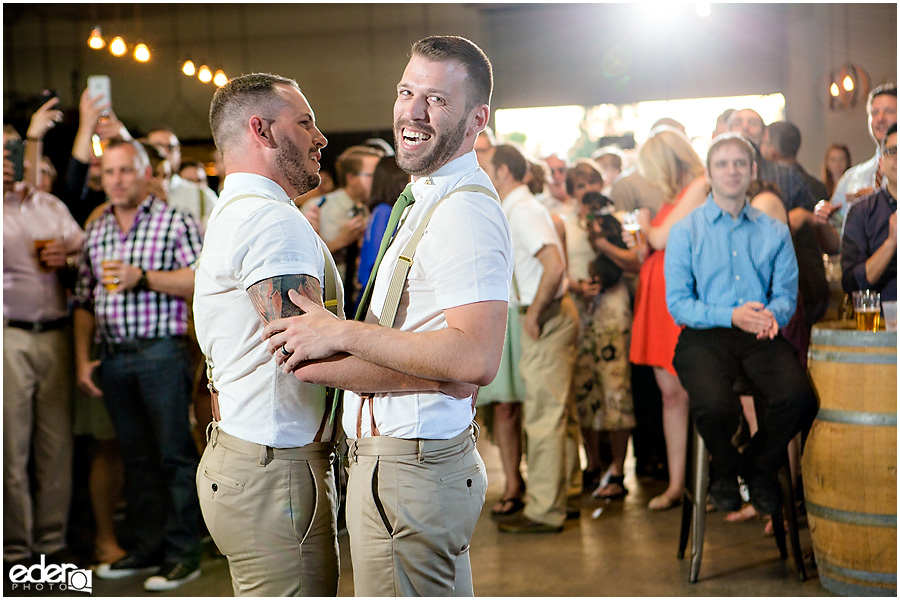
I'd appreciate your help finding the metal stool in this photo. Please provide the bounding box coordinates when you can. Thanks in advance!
[677,395,807,583]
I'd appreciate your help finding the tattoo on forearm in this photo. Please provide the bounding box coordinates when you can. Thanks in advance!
[248,274,323,324]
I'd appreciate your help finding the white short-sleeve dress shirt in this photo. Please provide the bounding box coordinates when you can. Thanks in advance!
[344,153,514,440]
[501,184,566,306]
[193,173,343,447]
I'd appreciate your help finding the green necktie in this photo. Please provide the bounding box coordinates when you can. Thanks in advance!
[355,183,415,321]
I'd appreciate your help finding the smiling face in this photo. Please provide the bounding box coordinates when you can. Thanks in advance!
[271,84,327,197]
[706,139,756,203]
[393,55,481,177]
[869,94,898,145]
[101,144,151,209]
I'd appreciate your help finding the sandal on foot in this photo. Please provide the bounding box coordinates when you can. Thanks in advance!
[647,493,682,511]
[491,497,525,517]
[592,475,628,500]
[725,503,761,522]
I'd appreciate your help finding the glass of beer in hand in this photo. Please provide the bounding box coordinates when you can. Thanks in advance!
[32,237,57,272]
[101,252,122,292]
[622,210,645,246]
[852,290,881,332]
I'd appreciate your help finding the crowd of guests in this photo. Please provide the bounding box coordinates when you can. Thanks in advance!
[3,71,895,591]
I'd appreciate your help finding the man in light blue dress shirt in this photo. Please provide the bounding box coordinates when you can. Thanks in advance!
[664,133,818,516]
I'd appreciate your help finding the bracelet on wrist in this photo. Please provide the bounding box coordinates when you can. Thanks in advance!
[25,136,41,142]
[137,269,149,290]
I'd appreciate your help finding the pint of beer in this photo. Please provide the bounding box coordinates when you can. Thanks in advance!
[622,210,646,246]
[852,290,882,332]
[33,238,56,272]
[101,255,122,292]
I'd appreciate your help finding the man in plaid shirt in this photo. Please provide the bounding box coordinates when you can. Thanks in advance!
[72,138,205,591]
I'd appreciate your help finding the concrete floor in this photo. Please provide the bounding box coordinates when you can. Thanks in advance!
[5,434,834,597]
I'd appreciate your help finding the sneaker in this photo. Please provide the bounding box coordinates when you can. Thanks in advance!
[95,554,159,579]
[143,561,201,592]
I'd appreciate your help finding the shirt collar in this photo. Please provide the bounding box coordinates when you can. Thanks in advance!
[701,192,757,224]
[221,173,293,205]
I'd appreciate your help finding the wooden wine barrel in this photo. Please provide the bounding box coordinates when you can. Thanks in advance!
[803,321,897,596]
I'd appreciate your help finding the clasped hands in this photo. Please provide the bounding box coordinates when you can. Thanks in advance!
[731,301,779,340]
[261,289,479,401]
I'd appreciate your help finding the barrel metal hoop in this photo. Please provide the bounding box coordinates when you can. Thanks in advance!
[811,325,898,348]
[808,348,897,364]
[806,501,897,527]
[818,561,898,585]
[820,573,896,597]
[815,408,898,426]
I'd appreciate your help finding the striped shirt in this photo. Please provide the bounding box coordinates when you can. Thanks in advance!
[72,195,203,343]
[664,194,799,330]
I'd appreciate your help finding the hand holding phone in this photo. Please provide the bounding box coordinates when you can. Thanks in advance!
[87,75,112,116]
[5,138,25,182]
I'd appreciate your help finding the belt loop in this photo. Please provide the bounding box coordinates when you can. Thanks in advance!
[259,445,273,467]
[349,439,358,463]
[207,422,217,446]
[471,420,480,443]
[417,440,425,463]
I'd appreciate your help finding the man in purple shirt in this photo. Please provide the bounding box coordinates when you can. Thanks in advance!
[841,123,897,302]
[4,126,83,567]
[72,138,204,591]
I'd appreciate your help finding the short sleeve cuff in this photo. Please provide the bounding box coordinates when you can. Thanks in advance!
[435,286,509,310]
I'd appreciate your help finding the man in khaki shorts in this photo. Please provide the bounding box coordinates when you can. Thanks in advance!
[263,36,513,596]
[192,73,342,596]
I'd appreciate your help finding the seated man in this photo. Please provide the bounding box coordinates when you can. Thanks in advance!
[664,133,818,515]
[841,123,897,302]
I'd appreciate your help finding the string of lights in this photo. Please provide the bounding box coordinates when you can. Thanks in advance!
[86,25,229,86]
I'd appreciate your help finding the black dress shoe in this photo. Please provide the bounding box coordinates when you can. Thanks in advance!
[708,476,742,512]
[747,470,782,515]
[497,514,563,534]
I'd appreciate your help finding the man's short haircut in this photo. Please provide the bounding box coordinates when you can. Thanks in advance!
[868,82,897,112]
[591,146,624,172]
[209,72,301,156]
[490,144,528,183]
[104,137,151,171]
[765,121,802,159]
[565,158,604,197]
[882,123,898,149]
[335,145,385,188]
[146,126,178,141]
[706,132,757,171]
[411,36,493,111]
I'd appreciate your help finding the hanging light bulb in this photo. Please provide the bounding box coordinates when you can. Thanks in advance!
[88,26,105,50]
[109,36,128,57]
[842,74,855,92]
[830,82,840,97]
[213,69,228,87]
[198,64,213,84]
[133,42,151,63]
[182,59,196,76]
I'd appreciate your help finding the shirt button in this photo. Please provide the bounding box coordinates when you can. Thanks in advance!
[735,275,741,280]
[732,251,737,256]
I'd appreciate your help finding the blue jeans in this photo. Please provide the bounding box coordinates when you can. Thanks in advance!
[100,336,201,564]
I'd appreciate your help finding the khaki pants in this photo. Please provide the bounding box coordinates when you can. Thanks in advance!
[346,427,486,596]
[3,326,73,562]
[196,425,339,597]
[518,295,579,527]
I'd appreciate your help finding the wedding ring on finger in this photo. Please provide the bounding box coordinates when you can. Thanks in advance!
[112,277,120,285]
[280,344,291,357]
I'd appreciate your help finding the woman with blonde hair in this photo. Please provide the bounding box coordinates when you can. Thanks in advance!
[627,126,709,510]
